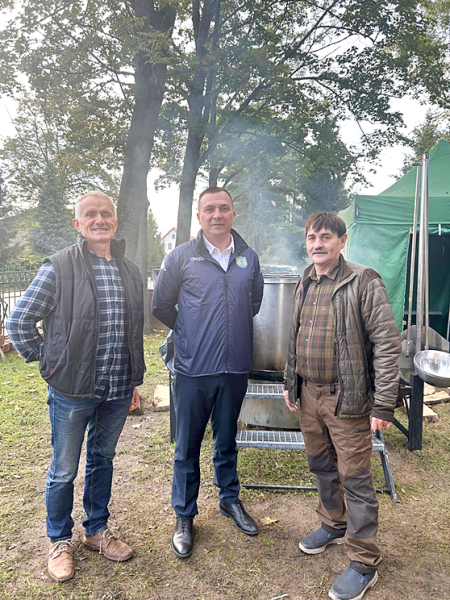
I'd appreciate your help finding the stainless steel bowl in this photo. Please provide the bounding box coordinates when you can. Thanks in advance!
[414,350,450,387]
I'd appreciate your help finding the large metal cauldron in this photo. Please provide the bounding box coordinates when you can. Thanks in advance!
[252,275,299,372]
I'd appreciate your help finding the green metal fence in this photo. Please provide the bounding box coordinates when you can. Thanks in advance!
[0,266,39,329]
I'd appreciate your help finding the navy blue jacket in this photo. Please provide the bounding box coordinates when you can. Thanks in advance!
[152,229,264,377]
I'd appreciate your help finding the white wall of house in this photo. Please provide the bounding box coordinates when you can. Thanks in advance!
[162,228,177,255]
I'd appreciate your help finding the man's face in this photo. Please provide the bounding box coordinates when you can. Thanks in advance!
[73,194,118,247]
[197,191,235,243]
[306,227,347,274]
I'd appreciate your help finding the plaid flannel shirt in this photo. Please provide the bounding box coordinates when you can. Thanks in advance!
[295,259,341,384]
[6,251,132,400]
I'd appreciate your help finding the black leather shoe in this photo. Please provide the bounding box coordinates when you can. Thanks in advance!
[219,499,259,536]
[172,517,194,558]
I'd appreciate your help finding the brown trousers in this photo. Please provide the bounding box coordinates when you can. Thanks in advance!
[299,379,381,572]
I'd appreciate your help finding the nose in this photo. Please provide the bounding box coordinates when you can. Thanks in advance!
[94,212,105,225]
[212,208,223,220]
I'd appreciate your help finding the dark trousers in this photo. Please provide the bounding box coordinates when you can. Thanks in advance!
[299,380,381,572]
[172,372,248,518]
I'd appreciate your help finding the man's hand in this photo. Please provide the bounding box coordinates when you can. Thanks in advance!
[283,390,297,412]
[371,417,392,431]
[130,387,141,411]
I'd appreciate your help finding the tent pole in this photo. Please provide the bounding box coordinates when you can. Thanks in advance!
[416,153,429,354]
[424,155,430,351]
[406,163,421,356]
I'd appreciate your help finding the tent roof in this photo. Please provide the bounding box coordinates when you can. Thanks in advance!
[343,139,450,226]
[381,138,450,199]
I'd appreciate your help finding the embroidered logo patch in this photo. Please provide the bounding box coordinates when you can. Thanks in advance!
[236,256,248,268]
[190,256,205,261]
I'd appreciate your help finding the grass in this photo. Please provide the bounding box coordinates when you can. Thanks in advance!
[0,332,450,599]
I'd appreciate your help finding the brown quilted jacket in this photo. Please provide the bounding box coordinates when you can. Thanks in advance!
[285,255,401,421]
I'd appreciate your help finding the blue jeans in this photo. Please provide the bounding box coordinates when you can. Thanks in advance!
[46,386,132,542]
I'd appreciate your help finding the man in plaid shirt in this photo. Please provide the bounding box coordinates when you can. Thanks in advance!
[6,191,145,582]
[284,212,400,600]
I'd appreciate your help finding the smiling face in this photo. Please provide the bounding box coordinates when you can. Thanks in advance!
[73,193,118,251]
[306,227,347,275]
[197,190,235,248]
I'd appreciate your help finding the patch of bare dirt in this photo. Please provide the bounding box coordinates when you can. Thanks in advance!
[4,396,450,600]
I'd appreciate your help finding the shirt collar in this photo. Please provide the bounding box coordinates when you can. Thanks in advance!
[87,248,116,262]
[202,233,234,256]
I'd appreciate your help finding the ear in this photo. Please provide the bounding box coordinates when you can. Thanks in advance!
[340,233,348,248]
[73,218,82,233]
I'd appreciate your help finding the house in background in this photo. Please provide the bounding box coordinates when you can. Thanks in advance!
[161,227,177,254]
[161,228,195,255]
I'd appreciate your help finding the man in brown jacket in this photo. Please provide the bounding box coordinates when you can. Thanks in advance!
[284,212,401,600]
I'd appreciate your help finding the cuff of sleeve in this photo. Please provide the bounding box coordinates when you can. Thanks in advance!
[371,407,394,422]
[25,342,44,363]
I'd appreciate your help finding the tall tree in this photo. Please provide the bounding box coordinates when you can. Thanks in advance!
[401,108,450,172]
[0,0,177,276]
[155,0,449,246]
[1,93,120,205]
[29,164,76,257]
[0,170,18,266]
[147,208,165,268]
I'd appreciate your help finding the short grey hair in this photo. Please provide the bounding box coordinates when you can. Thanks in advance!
[74,191,117,219]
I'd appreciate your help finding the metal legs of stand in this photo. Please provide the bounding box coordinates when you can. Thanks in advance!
[395,373,424,451]
[236,429,399,502]
[408,373,424,451]
[168,376,399,501]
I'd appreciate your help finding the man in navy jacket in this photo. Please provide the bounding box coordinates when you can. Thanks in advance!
[152,187,264,558]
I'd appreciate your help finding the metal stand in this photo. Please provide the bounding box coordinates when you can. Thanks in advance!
[168,378,399,502]
[236,428,398,502]
[394,373,424,451]
[236,383,399,502]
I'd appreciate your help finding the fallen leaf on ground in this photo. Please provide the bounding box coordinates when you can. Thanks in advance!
[261,516,279,525]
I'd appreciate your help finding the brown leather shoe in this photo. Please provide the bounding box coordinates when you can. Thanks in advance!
[48,540,75,582]
[83,528,133,562]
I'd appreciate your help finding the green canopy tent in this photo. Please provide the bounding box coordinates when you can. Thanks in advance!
[338,139,450,340]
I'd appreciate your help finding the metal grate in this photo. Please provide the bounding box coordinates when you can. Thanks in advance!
[237,429,385,453]
[246,383,284,399]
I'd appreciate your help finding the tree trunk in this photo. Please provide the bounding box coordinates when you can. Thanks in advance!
[175,0,219,246]
[176,124,205,245]
[117,0,176,326]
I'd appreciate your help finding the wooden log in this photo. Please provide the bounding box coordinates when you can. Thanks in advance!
[400,398,439,423]
[152,385,170,412]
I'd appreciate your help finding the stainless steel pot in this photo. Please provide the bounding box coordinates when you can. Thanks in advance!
[252,275,299,372]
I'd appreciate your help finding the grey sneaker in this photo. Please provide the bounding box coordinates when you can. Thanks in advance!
[329,566,378,600]
[299,526,345,555]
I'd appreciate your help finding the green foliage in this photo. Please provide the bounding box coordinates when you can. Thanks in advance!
[147,208,165,269]
[0,170,18,265]
[226,110,355,266]
[0,92,121,206]
[401,109,450,173]
[154,0,450,246]
[29,164,76,257]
